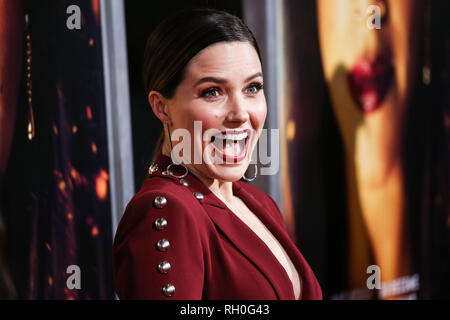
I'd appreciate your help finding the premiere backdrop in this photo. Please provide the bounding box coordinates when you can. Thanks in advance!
[0,0,448,300]
[2,0,112,299]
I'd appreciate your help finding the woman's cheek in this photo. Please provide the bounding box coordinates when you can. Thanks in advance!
[199,111,221,129]
[253,100,267,129]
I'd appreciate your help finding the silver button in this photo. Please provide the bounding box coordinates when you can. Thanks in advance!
[153,196,167,209]
[154,218,168,231]
[148,163,158,175]
[156,239,170,252]
[193,192,204,201]
[162,284,175,297]
[180,179,189,187]
[157,261,171,274]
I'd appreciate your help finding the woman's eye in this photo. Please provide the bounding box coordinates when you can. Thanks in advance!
[245,83,263,95]
[201,88,220,98]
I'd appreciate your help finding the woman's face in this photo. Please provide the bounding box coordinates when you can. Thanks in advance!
[317,0,422,150]
[164,41,267,182]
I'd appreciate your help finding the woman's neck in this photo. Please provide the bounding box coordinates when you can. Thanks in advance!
[162,148,235,204]
[188,164,235,204]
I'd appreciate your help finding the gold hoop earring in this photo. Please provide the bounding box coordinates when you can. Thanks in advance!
[243,162,258,182]
[166,163,188,179]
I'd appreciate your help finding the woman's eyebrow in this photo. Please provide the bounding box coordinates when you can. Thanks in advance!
[193,72,263,88]
[245,72,263,82]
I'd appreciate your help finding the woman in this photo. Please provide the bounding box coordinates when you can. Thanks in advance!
[113,8,322,300]
[316,0,449,298]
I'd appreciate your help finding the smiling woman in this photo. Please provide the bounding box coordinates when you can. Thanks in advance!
[113,8,322,300]
[150,40,266,181]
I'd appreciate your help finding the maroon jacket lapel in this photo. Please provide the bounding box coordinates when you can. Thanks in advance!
[185,173,296,300]
[234,183,322,299]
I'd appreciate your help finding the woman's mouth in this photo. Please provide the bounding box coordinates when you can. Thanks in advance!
[348,55,394,114]
[210,130,250,163]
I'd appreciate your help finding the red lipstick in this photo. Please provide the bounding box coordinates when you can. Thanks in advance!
[348,56,394,114]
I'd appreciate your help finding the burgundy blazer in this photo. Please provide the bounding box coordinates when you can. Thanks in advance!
[113,154,322,300]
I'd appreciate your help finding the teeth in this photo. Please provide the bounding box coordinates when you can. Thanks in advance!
[213,132,248,141]
[212,131,249,155]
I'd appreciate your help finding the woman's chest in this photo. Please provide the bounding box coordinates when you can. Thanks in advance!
[229,201,302,299]
[202,233,281,299]
[200,201,301,300]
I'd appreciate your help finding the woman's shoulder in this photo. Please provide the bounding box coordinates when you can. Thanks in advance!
[132,175,194,207]
[112,176,207,299]
[113,176,203,247]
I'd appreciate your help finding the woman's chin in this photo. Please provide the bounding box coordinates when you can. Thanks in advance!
[200,145,255,182]
[213,173,246,183]
[205,163,247,183]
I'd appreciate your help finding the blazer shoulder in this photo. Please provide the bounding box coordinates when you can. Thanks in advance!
[113,176,206,299]
[113,177,202,247]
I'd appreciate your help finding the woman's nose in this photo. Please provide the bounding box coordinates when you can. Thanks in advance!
[224,97,250,125]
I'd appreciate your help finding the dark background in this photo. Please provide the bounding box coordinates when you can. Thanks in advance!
[4,0,113,299]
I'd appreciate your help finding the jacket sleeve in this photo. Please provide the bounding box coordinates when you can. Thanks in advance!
[113,190,205,300]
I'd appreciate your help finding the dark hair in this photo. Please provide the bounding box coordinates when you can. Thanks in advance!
[142,8,262,160]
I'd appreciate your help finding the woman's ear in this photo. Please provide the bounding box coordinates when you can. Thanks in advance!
[148,91,171,123]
